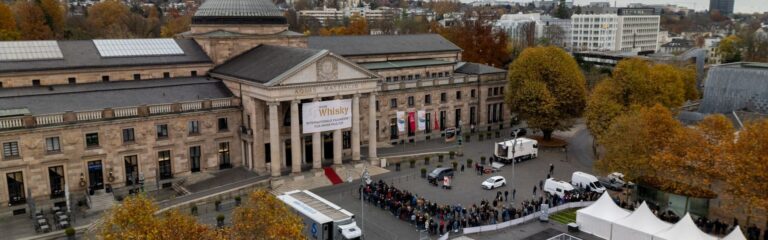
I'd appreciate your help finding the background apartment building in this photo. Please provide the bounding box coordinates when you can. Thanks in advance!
[571,8,660,53]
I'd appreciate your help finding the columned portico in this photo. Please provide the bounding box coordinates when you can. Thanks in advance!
[213,45,380,176]
[368,92,378,164]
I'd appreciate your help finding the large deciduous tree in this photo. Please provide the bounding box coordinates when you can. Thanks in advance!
[13,1,53,40]
[38,0,65,38]
[228,190,304,240]
[718,35,743,63]
[505,46,586,140]
[436,18,511,68]
[585,58,698,142]
[86,0,131,38]
[0,2,20,40]
[726,120,768,213]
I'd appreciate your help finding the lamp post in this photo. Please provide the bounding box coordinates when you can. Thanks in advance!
[360,166,370,239]
[511,129,520,200]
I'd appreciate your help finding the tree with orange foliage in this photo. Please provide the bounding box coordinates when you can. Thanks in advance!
[161,8,192,37]
[0,2,20,40]
[100,194,224,240]
[38,0,66,38]
[13,1,53,40]
[228,189,304,240]
[726,120,768,213]
[344,14,368,35]
[86,0,131,38]
[436,18,510,67]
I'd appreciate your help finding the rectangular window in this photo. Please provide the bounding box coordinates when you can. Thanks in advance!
[85,133,99,147]
[190,146,201,172]
[217,118,228,131]
[133,74,141,80]
[488,87,493,96]
[390,98,397,108]
[407,96,414,107]
[424,94,431,105]
[156,124,169,139]
[439,111,446,131]
[500,87,504,95]
[102,76,110,82]
[163,72,170,78]
[455,109,462,127]
[218,142,231,169]
[6,171,25,205]
[385,77,391,82]
[3,141,20,159]
[158,150,172,180]
[191,70,197,77]
[123,128,135,143]
[124,155,138,186]
[45,137,61,152]
[343,131,351,149]
[456,91,462,100]
[470,107,477,125]
[425,112,432,133]
[389,118,398,140]
[440,93,447,102]
[493,87,499,96]
[49,166,65,198]
[375,100,379,111]
[32,79,40,86]
[471,89,476,98]
[189,120,200,134]
[68,77,76,84]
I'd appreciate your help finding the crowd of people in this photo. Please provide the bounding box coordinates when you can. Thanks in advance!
[359,179,600,236]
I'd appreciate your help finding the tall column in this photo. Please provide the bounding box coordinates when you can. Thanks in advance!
[368,93,378,164]
[268,101,282,177]
[290,100,302,173]
[252,99,266,173]
[312,98,322,169]
[333,96,343,165]
[351,94,361,161]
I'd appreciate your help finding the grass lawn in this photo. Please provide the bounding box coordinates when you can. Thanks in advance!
[550,208,579,225]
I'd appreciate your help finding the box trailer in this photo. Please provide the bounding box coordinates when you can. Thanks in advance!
[494,137,538,163]
[278,190,362,240]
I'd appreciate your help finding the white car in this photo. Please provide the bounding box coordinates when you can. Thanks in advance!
[482,176,506,189]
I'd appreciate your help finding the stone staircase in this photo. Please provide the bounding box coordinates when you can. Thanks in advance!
[88,190,116,213]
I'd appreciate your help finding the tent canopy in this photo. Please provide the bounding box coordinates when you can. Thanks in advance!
[653,213,718,240]
[722,226,747,240]
[577,192,630,221]
[613,202,672,235]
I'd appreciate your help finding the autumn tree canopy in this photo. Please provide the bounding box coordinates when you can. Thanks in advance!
[0,2,20,40]
[318,14,369,36]
[228,190,304,240]
[585,58,698,142]
[726,120,768,212]
[13,1,53,40]
[436,18,511,68]
[718,35,743,63]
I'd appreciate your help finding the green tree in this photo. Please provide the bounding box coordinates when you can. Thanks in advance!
[554,0,570,19]
[718,35,742,63]
[505,46,587,140]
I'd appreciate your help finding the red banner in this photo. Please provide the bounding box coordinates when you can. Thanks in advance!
[434,112,440,130]
[408,112,416,132]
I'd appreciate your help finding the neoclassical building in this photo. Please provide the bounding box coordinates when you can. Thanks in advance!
[0,0,510,215]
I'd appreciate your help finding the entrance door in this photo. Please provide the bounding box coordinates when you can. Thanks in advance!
[284,140,292,167]
[87,160,104,190]
[323,133,333,160]
[304,136,313,164]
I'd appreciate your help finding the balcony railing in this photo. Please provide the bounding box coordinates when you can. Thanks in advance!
[380,75,479,91]
[0,98,238,130]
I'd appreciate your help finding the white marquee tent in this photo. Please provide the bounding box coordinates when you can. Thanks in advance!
[721,226,747,240]
[576,192,630,239]
[610,202,672,240]
[652,213,718,240]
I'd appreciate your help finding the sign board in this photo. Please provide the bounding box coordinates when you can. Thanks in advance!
[417,111,426,130]
[302,99,352,133]
[396,111,406,132]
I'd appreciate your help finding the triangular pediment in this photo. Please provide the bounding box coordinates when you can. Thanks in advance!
[270,53,379,86]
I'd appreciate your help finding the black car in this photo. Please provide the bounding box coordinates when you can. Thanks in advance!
[512,128,527,138]
[598,177,624,191]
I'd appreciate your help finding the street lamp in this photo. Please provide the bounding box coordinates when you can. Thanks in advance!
[360,166,370,239]
[511,129,520,201]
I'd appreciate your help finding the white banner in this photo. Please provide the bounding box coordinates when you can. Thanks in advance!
[417,110,426,131]
[302,99,352,134]
[396,111,406,132]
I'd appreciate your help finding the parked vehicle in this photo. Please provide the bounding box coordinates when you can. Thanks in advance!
[607,172,634,187]
[543,178,575,198]
[598,177,624,191]
[278,190,362,240]
[427,167,454,182]
[571,171,606,193]
[482,176,506,190]
[494,137,538,164]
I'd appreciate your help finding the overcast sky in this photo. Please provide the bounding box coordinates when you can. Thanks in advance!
[466,0,768,14]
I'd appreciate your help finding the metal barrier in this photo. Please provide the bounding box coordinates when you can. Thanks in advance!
[463,201,594,234]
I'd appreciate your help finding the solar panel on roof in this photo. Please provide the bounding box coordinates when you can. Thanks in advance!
[0,41,63,61]
[93,39,185,57]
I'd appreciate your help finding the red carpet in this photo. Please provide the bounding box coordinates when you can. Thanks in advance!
[324,167,343,185]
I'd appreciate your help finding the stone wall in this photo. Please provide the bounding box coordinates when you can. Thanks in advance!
[0,64,212,88]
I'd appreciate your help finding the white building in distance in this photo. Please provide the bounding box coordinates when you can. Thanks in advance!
[571,8,660,53]
[495,13,572,49]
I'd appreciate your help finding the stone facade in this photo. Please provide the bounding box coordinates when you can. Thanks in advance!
[0,65,211,88]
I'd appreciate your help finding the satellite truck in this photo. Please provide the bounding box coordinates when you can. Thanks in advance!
[493,137,539,164]
[278,190,362,240]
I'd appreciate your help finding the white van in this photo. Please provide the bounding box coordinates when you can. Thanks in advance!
[543,178,575,198]
[571,171,606,193]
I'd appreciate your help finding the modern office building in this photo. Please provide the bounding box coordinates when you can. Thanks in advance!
[709,0,735,15]
[0,0,510,215]
[571,8,660,52]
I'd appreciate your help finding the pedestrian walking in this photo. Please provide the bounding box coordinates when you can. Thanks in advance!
[549,163,554,175]
[539,179,544,190]
[461,164,465,172]
[513,189,516,200]
[533,186,537,196]
[504,190,509,202]
[547,173,551,179]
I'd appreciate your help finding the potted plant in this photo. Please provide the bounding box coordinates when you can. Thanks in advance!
[452,161,458,170]
[480,156,486,165]
[191,205,198,216]
[214,199,222,211]
[420,168,427,178]
[65,227,76,240]
[449,151,455,159]
[424,156,430,165]
[467,159,473,168]
[216,214,225,228]
[438,154,444,162]
[235,196,242,206]
[409,159,416,168]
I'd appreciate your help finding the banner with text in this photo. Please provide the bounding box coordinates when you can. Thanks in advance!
[302,99,352,134]
[417,111,426,131]
[396,111,406,132]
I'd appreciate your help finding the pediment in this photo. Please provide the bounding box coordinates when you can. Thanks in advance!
[272,54,379,86]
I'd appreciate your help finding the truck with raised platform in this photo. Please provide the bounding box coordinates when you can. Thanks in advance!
[278,190,362,240]
[494,137,538,163]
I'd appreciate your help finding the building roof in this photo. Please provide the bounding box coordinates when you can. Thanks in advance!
[700,62,768,114]
[308,34,461,56]
[662,39,694,49]
[192,0,286,24]
[211,45,324,84]
[0,77,232,115]
[0,38,211,74]
[359,59,454,70]
[455,62,507,75]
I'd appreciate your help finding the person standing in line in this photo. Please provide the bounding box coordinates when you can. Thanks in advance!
[549,163,554,175]
[533,186,537,196]
[513,189,516,200]
[504,190,509,202]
